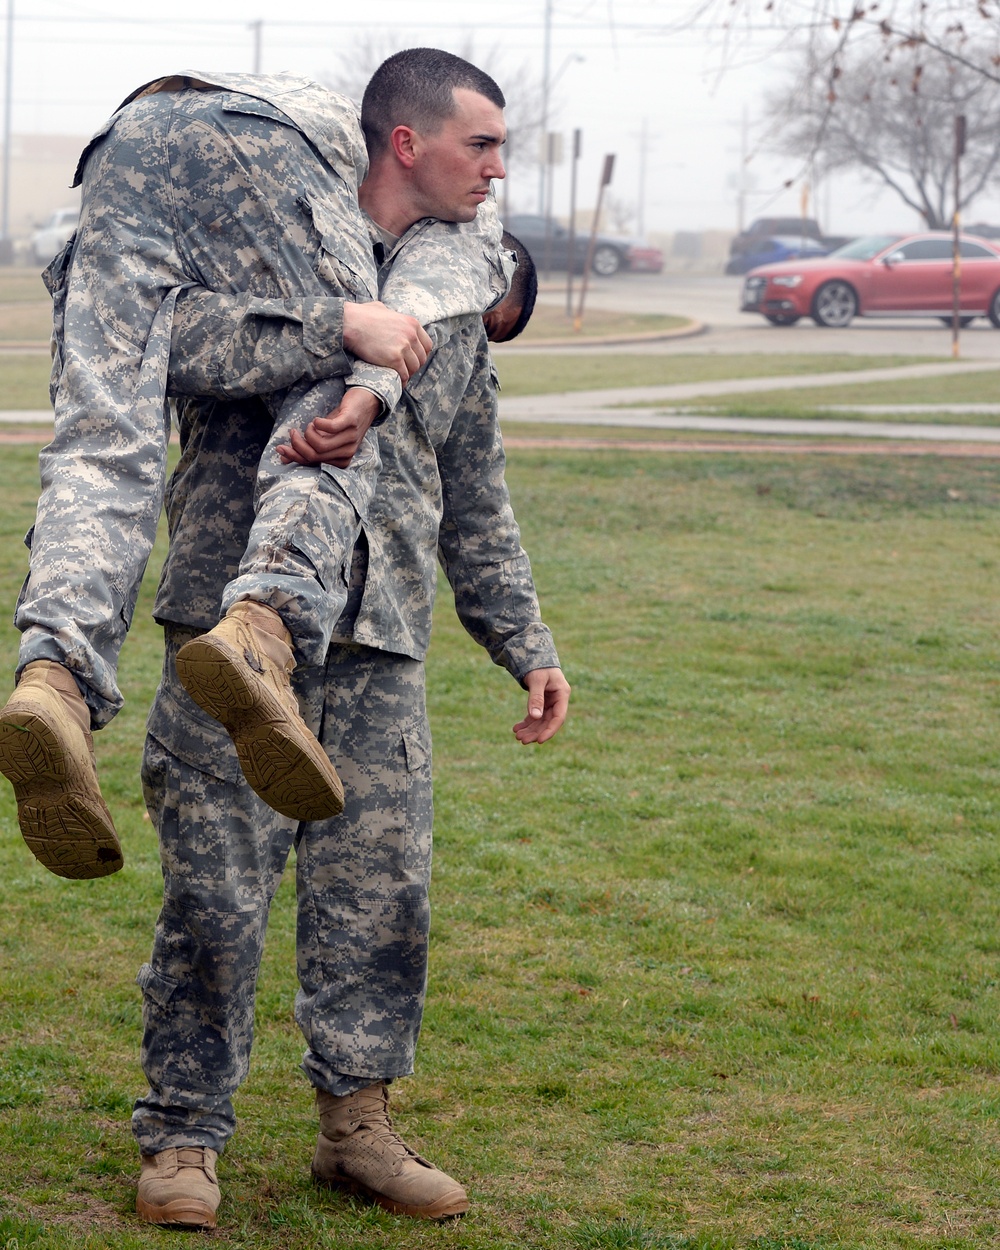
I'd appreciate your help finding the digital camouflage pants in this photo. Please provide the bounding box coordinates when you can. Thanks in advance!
[132,625,432,1155]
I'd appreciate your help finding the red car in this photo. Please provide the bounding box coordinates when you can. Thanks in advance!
[625,242,665,274]
[740,232,1000,327]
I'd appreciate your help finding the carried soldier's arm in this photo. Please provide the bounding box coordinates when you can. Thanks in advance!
[166,199,509,417]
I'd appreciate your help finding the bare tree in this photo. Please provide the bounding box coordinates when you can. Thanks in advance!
[766,42,1000,228]
[603,194,637,236]
[682,1,1000,88]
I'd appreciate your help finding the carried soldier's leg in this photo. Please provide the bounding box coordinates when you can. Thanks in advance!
[176,388,380,822]
[0,660,122,877]
[0,98,187,877]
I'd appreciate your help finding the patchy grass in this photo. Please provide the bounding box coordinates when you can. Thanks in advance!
[492,353,938,398]
[517,305,690,342]
[0,267,49,304]
[2,445,1000,1247]
[636,368,1000,424]
[0,354,53,408]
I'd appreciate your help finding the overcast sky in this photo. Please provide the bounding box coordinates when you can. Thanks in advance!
[8,0,1000,237]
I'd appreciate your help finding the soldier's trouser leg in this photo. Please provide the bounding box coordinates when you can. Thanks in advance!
[296,645,432,1091]
[220,387,382,669]
[133,730,294,1153]
[132,628,294,1152]
[133,632,432,1152]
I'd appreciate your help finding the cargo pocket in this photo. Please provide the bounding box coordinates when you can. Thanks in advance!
[43,237,74,400]
[401,725,433,881]
[301,191,376,301]
[136,961,179,1009]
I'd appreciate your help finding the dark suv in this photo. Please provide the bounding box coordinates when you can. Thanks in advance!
[505,214,662,276]
[730,217,823,258]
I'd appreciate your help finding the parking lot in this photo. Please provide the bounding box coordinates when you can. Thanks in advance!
[532,270,1000,360]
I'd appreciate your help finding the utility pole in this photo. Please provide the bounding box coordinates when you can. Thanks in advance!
[952,113,966,360]
[250,20,263,74]
[636,116,648,240]
[502,132,511,222]
[737,105,748,233]
[537,0,552,214]
[1,0,13,264]
[541,130,562,279]
[566,128,581,317]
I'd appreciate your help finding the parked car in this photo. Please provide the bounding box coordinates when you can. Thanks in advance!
[505,213,663,276]
[725,233,832,276]
[29,206,78,266]
[729,216,823,257]
[740,232,1000,327]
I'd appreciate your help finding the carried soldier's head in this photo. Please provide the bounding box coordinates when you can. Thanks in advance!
[484,232,538,344]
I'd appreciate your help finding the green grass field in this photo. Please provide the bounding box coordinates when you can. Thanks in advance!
[641,370,1000,424]
[2,442,1000,1248]
[1,352,957,416]
[517,306,689,342]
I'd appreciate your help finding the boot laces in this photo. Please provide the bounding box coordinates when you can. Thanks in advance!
[352,1086,415,1163]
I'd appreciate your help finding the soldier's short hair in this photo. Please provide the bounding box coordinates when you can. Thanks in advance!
[362,48,505,158]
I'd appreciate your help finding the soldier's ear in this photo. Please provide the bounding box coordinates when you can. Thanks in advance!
[390,125,418,169]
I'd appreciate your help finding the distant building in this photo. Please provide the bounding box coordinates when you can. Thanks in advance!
[1,134,86,238]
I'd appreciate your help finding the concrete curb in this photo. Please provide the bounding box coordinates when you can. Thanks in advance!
[494,319,706,351]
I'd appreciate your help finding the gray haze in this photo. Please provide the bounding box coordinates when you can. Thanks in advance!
[6,0,1000,239]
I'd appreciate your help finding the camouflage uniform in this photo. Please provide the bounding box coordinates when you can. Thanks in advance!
[14,71,508,726]
[132,301,561,1152]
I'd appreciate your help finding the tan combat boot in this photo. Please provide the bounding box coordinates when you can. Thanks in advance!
[0,660,123,878]
[136,1146,220,1229]
[312,1083,469,1220]
[175,601,344,821]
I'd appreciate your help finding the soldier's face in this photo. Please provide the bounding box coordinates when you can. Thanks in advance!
[409,88,506,223]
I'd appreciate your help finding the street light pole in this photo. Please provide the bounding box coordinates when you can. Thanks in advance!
[636,116,648,240]
[1,0,13,260]
[952,113,966,360]
[537,0,552,214]
[250,19,262,74]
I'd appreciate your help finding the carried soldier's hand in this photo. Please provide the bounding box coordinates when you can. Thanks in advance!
[277,387,381,468]
[343,301,432,382]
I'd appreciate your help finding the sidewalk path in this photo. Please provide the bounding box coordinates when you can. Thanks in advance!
[502,411,1000,442]
[7,358,1000,447]
[499,358,1000,423]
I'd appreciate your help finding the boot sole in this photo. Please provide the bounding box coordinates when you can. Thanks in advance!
[176,635,344,822]
[136,1195,217,1229]
[0,709,123,879]
[311,1166,470,1221]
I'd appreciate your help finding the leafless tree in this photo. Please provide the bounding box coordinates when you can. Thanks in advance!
[766,41,1000,228]
[682,1,1000,89]
[603,193,637,236]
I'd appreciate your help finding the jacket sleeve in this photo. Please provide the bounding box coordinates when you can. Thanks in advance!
[166,287,403,415]
[166,197,511,410]
[347,197,512,405]
[167,288,351,398]
[433,329,560,684]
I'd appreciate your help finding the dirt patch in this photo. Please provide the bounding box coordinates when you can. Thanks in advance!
[503,435,1000,458]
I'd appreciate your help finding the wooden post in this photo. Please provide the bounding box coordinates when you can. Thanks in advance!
[566,129,581,318]
[574,153,615,333]
[952,114,966,360]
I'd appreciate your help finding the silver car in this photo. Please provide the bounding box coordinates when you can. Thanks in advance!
[30,206,79,266]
